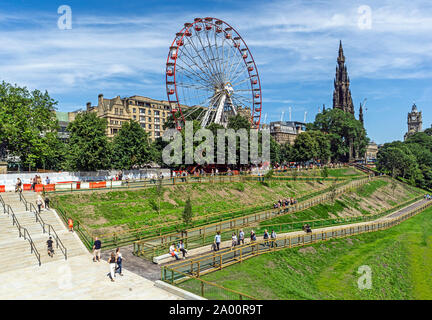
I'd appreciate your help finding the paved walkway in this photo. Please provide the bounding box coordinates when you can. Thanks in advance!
[0,251,182,300]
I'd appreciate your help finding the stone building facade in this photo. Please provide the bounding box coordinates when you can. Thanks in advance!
[404,103,422,141]
[86,94,189,140]
[270,121,306,145]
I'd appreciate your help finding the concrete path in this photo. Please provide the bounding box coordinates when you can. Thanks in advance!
[0,191,183,300]
[0,252,182,300]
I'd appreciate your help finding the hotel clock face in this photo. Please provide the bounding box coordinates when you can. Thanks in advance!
[411,116,417,121]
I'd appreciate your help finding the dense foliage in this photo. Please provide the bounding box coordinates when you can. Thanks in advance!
[1,80,369,171]
[377,131,432,190]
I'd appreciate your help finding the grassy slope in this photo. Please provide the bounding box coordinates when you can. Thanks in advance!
[262,178,423,225]
[188,205,432,300]
[52,178,335,234]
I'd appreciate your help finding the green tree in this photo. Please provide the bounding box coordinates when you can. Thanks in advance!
[0,81,61,170]
[66,112,111,171]
[112,120,153,169]
[310,108,367,162]
[182,197,193,226]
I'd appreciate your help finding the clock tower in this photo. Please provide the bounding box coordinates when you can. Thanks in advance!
[404,103,422,140]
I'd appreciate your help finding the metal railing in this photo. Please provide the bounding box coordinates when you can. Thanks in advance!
[162,199,432,284]
[136,194,423,260]
[134,176,377,260]
[52,176,357,250]
[0,194,41,266]
[19,193,67,260]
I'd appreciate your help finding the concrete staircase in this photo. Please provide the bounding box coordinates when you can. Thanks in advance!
[0,192,87,273]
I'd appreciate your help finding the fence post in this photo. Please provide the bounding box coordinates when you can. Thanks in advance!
[201,281,204,297]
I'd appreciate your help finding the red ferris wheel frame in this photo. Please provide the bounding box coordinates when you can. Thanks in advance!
[165,17,262,131]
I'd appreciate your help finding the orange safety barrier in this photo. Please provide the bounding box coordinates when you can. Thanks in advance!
[23,184,32,191]
[35,184,56,192]
[90,181,106,189]
[0,185,5,192]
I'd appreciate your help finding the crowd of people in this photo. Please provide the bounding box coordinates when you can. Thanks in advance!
[273,197,297,209]
[424,194,432,200]
[14,176,51,193]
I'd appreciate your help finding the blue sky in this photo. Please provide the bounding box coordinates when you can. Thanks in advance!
[1,0,432,144]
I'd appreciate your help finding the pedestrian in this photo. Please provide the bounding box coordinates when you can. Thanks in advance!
[68,217,74,232]
[44,196,50,209]
[238,229,245,245]
[231,233,237,247]
[36,195,43,213]
[115,248,124,276]
[270,229,277,248]
[15,178,22,193]
[93,237,102,262]
[250,230,256,242]
[263,229,270,246]
[169,243,180,260]
[107,252,116,282]
[177,240,187,259]
[214,231,221,251]
[46,236,54,257]
[45,176,50,185]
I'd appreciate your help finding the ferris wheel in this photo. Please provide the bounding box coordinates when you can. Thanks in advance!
[166,17,262,130]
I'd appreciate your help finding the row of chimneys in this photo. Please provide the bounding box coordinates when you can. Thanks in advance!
[86,93,104,111]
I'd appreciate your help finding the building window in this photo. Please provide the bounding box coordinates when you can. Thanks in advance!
[133,108,136,113]
[140,123,146,129]
[148,110,151,115]
[155,131,160,137]
[120,109,123,115]
[154,118,160,124]
[155,124,160,130]
[115,108,118,115]
[148,117,152,122]
[133,115,137,120]
[154,111,160,116]
[113,129,118,134]
[140,108,145,114]
[140,116,146,122]
[148,124,152,129]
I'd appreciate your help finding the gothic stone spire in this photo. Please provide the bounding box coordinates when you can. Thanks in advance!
[333,41,355,115]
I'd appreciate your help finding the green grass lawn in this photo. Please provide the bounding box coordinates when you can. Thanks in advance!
[52,178,335,235]
[184,205,432,300]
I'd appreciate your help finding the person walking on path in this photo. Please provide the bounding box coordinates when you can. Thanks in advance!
[93,237,102,262]
[177,240,187,259]
[270,229,277,248]
[44,196,50,209]
[107,252,116,282]
[238,229,245,245]
[263,229,270,247]
[214,231,221,251]
[36,196,43,214]
[169,243,180,260]
[46,236,54,257]
[68,217,74,232]
[231,233,237,248]
[250,230,257,242]
[15,178,22,193]
[115,248,124,276]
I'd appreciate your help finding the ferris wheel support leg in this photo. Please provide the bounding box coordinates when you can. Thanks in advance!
[214,94,227,125]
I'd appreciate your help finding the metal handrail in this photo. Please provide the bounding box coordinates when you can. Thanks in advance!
[19,193,68,260]
[0,196,41,266]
